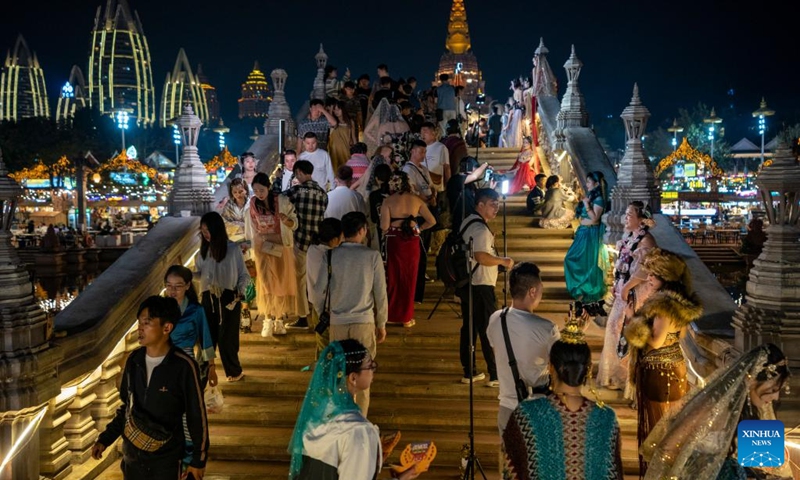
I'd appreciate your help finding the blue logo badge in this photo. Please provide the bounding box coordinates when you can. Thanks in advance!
[738,420,784,468]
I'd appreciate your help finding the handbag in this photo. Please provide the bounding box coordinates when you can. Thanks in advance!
[500,308,530,403]
[122,372,172,452]
[314,249,333,334]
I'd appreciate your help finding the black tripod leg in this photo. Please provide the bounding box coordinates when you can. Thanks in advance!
[426,286,450,320]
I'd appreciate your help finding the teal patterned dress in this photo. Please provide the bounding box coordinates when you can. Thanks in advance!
[502,394,623,480]
[564,192,609,303]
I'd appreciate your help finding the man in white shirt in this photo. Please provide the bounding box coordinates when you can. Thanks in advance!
[279,149,299,192]
[325,165,367,220]
[420,122,450,196]
[486,262,559,435]
[401,140,434,203]
[298,132,335,191]
[458,188,514,387]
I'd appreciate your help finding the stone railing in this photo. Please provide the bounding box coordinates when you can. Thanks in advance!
[3,217,200,480]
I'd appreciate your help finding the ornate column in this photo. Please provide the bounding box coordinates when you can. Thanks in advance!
[168,105,213,216]
[63,370,100,463]
[38,392,74,479]
[603,84,660,244]
[733,144,800,357]
[0,147,59,480]
[265,69,296,141]
[312,44,327,101]
[90,338,126,434]
[553,45,588,152]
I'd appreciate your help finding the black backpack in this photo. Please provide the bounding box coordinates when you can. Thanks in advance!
[436,217,487,288]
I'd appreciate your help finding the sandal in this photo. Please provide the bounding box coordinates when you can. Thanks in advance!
[227,373,245,382]
[403,319,416,328]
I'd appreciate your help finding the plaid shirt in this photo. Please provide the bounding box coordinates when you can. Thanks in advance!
[286,180,328,251]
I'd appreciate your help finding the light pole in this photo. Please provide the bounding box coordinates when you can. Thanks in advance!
[752,97,775,168]
[212,118,230,151]
[115,110,129,151]
[667,118,684,151]
[172,123,181,162]
[703,108,723,160]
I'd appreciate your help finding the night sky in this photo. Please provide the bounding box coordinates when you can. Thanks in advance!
[2,0,798,149]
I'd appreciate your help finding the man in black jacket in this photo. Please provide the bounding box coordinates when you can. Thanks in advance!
[92,296,209,480]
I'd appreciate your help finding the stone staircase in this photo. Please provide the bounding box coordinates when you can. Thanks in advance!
[98,148,641,479]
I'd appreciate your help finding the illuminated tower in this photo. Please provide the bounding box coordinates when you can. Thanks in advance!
[87,0,156,126]
[55,65,89,122]
[196,64,219,122]
[0,34,50,121]
[238,61,271,119]
[434,0,483,104]
[160,48,208,126]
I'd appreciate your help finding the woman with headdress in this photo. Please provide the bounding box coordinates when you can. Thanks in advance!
[564,171,610,315]
[642,343,791,480]
[380,171,436,328]
[244,173,298,338]
[597,201,657,392]
[363,98,409,156]
[289,339,420,480]
[504,136,541,194]
[623,248,703,476]
[502,312,624,480]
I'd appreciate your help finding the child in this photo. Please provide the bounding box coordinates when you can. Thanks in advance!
[240,259,257,333]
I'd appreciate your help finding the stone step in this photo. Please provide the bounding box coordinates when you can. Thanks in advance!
[205,423,641,475]
[424,264,566,282]
[236,342,615,376]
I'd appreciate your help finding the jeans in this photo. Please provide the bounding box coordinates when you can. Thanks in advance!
[457,284,498,380]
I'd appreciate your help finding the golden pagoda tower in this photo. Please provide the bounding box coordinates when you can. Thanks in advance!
[435,0,483,104]
[238,61,271,119]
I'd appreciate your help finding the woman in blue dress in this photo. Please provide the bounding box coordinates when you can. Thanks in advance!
[164,264,217,388]
[564,171,610,315]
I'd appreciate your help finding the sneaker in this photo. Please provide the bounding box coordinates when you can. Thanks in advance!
[461,372,486,384]
[487,379,500,388]
[261,318,273,338]
[273,319,288,336]
[286,317,309,330]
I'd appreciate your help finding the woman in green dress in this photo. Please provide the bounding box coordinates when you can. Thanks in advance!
[564,171,610,315]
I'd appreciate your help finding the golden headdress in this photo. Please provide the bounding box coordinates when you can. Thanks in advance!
[642,248,692,290]
[561,303,588,345]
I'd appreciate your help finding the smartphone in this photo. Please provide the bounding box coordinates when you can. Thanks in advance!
[484,167,494,183]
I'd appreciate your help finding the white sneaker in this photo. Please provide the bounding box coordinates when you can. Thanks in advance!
[261,318,273,338]
[273,319,287,336]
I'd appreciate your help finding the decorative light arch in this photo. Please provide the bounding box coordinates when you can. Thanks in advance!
[654,137,724,178]
[98,150,157,179]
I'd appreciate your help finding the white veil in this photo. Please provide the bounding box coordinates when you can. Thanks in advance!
[642,347,771,479]
[363,98,409,155]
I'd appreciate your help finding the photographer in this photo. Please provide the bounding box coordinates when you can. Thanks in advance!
[457,188,513,387]
[486,262,559,435]
[446,157,489,232]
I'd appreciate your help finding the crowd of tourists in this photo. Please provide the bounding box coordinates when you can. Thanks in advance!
[88,65,793,480]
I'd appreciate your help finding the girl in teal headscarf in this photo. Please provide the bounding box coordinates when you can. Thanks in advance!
[564,171,610,315]
[288,340,420,480]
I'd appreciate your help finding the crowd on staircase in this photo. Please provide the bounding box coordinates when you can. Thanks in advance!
[88,67,794,480]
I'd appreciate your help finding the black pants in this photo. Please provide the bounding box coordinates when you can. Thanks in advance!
[120,444,181,480]
[457,284,497,380]
[202,289,242,378]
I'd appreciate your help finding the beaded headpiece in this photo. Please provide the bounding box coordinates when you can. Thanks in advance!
[560,303,587,345]
[344,348,369,365]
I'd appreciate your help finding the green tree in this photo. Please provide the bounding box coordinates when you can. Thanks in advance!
[677,103,733,171]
